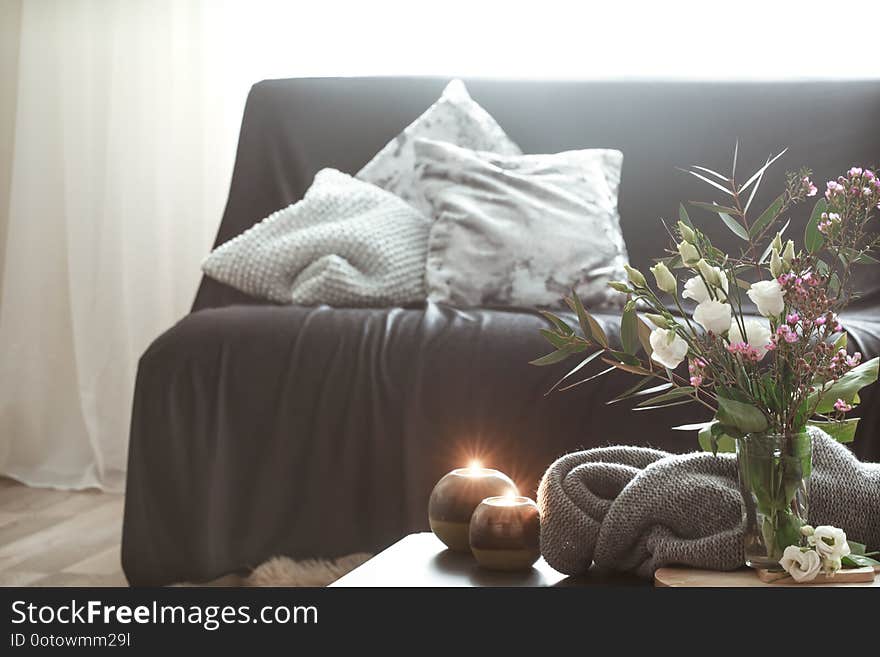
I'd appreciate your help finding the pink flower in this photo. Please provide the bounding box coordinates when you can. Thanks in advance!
[848,167,863,177]
[818,220,832,234]
[825,180,845,200]
[726,342,762,362]
[866,169,876,180]
[786,313,799,325]
[845,352,862,367]
[802,176,817,197]
[864,187,872,196]
[834,398,853,413]
[834,322,843,332]
[690,375,703,387]
[776,325,799,343]
[815,316,827,326]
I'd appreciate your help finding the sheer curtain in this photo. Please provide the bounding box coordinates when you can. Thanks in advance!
[0,0,872,492]
[0,1,243,491]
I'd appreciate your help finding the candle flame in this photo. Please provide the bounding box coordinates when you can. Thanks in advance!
[467,460,483,473]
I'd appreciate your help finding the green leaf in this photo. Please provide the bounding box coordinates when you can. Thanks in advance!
[847,540,867,556]
[716,394,768,433]
[719,212,750,241]
[810,357,879,414]
[540,310,574,336]
[689,201,739,215]
[566,293,608,348]
[605,350,641,367]
[749,193,784,238]
[678,203,693,228]
[558,366,616,391]
[539,328,570,350]
[804,198,827,254]
[529,349,573,366]
[547,349,606,394]
[807,418,859,444]
[698,422,737,454]
[635,386,695,408]
[682,168,734,196]
[632,398,695,411]
[740,148,788,194]
[842,554,880,569]
[840,247,880,265]
[672,420,714,431]
[606,376,657,405]
[637,318,653,358]
[620,302,639,355]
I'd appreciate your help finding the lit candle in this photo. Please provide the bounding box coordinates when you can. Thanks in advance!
[428,463,518,552]
[468,495,540,571]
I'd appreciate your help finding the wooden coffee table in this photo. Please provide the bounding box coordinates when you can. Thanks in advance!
[330,532,648,587]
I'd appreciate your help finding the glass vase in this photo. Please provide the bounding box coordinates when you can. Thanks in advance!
[736,431,811,569]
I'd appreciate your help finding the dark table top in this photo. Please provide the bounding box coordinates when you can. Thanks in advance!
[330,533,650,588]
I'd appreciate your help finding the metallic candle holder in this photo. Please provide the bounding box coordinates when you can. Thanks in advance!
[469,495,540,571]
[428,466,518,552]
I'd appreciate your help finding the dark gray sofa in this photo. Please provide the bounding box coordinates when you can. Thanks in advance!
[122,78,880,585]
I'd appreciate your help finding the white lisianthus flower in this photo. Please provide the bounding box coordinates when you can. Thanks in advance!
[747,279,785,317]
[779,545,822,583]
[693,300,732,335]
[808,525,851,560]
[727,318,773,360]
[682,268,729,303]
[649,328,688,369]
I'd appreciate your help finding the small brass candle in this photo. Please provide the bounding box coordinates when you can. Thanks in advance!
[428,464,518,552]
[469,495,540,571]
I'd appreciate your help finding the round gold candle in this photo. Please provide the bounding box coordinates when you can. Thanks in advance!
[428,466,518,552]
[468,495,540,571]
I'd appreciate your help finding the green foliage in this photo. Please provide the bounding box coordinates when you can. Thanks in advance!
[809,357,879,414]
[716,392,769,434]
[804,198,827,253]
[619,302,639,355]
[807,418,859,444]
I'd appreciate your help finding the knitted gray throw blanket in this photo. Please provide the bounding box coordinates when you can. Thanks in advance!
[537,428,880,578]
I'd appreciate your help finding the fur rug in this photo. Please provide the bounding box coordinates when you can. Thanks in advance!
[177,553,372,587]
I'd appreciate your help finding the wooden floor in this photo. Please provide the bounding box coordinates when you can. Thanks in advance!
[0,477,128,586]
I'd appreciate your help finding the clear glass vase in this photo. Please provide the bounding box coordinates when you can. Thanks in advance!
[736,431,811,569]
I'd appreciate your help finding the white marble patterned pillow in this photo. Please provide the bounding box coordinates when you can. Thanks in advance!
[356,79,521,216]
[414,139,629,309]
[201,169,430,307]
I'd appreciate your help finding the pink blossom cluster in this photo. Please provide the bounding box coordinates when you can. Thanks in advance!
[776,324,799,344]
[834,398,853,413]
[817,211,841,235]
[826,167,880,210]
[726,342,764,361]
[688,357,707,387]
[802,176,817,197]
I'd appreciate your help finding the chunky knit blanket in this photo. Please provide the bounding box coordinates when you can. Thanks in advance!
[537,428,880,578]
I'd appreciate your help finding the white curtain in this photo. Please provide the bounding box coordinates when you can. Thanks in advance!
[1,0,872,492]
[0,1,244,491]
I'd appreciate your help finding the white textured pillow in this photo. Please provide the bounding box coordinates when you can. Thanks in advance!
[356,79,521,216]
[202,169,429,307]
[414,139,629,309]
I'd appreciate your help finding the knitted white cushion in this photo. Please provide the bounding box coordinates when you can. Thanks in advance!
[356,79,521,216]
[201,169,430,307]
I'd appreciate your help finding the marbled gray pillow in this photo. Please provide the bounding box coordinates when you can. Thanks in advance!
[201,169,429,307]
[356,79,521,216]
[414,139,629,309]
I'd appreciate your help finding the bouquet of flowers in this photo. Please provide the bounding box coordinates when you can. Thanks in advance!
[534,148,879,568]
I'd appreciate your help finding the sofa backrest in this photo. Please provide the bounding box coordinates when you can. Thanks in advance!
[193,77,880,312]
